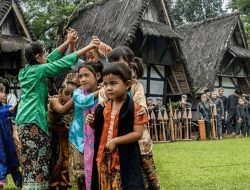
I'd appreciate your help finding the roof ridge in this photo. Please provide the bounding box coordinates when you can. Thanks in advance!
[177,11,240,29]
[66,0,110,29]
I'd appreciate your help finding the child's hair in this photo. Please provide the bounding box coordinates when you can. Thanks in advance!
[102,62,132,82]
[78,61,103,83]
[25,41,44,65]
[129,58,144,79]
[0,77,9,94]
[201,94,207,99]
[0,83,6,93]
[108,46,134,63]
[62,72,80,89]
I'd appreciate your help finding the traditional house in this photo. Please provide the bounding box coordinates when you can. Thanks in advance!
[177,12,250,96]
[0,0,35,96]
[64,0,193,103]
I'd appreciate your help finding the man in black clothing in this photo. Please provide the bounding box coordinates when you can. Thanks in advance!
[226,87,242,134]
[218,87,227,133]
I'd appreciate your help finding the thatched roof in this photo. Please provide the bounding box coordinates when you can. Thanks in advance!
[177,12,248,92]
[0,34,28,52]
[0,0,36,40]
[139,19,182,39]
[64,0,178,49]
[229,45,250,59]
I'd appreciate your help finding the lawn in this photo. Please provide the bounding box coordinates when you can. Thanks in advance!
[4,138,250,190]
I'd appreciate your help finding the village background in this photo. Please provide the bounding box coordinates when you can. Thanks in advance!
[1,0,250,189]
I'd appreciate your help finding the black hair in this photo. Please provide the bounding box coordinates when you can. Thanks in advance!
[25,41,45,65]
[78,61,103,83]
[108,46,135,63]
[0,83,6,93]
[0,77,9,94]
[130,57,144,79]
[102,62,132,82]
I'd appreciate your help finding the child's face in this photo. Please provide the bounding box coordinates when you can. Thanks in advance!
[79,67,97,92]
[0,90,6,104]
[60,83,77,103]
[36,49,46,64]
[201,96,207,103]
[147,99,153,105]
[239,98,245,106]
[211,94,217,99]
[103,74,131,101]
[218,89,224,96]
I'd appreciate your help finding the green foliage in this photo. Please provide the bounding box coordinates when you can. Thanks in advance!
[170,0,224,25]
[20,0,97,49]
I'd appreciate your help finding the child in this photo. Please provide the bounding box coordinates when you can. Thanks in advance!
[108,46,160,190]
[197,94,212,140]
[235,97,247,137]
[0,83,21,189]
[210,91,224,139]
[48,73,80,190]
[92,62,147,190]
[16,29,100,189]
[51,61,103,190]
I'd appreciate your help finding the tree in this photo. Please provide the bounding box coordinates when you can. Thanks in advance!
[170,0,224,25]
[21,0,97,49]
[229,0,250,45]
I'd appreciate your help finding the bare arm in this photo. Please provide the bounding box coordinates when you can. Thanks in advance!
[51,98,74,115]
[105,124,143,152]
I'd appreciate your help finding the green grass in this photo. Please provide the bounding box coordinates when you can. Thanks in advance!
[4,138,250,190]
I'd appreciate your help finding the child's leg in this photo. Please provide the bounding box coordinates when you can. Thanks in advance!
[69,143,85,190]
[235,121,242,135]
[205,121,211,139]
[217,115,222,138]
[141,152,160,190]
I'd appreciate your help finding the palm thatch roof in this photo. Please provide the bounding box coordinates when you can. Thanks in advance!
[177,12,249,92]
[229,45,250,59]
[0,34,28,52]
[139,19,182,39]
[0,0,35,40]
[64,0,179,49]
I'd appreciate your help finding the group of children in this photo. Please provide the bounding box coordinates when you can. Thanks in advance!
[197,87,250,140]
[0,28,160,190]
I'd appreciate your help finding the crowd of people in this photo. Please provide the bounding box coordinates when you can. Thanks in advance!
[0,29,161,190]
[197,87,250,140]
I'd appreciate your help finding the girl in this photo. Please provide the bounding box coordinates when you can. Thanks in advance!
[16,29,100,189]
[51,61,103,190]
[92,62,147,190]
[48,73,80,190]
[108,46,160,190]
[0,83,21,189]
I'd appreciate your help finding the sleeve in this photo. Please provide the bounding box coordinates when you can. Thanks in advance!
[134,104,148,125]
[226,96,230,112]
[236,106,240,118]
[0,105,11,119]
[197,103,202,119]
[98,87,107,104]
[73,89,96,109]
[46,49,63,63]
[36,52,78,78]
[131,82,147,109]
[220,99,224,117]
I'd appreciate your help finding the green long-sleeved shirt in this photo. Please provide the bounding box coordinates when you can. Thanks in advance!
[16,49,78,134]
